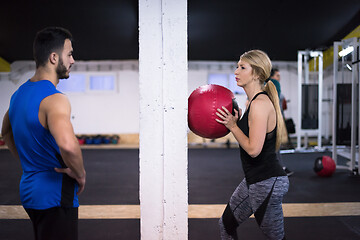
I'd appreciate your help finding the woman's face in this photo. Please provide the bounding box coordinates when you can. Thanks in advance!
[234,59,255,87]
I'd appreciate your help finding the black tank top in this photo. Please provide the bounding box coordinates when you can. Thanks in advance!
[237,91,286,184]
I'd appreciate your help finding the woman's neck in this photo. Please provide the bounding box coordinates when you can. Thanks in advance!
[244,84,263,102]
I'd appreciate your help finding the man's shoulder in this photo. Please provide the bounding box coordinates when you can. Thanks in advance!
[269,78,280,86]
[41,93,70,114]
[43,93,68,105]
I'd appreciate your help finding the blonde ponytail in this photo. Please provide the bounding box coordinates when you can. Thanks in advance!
[240,49,285,149]
[264,80,285,150]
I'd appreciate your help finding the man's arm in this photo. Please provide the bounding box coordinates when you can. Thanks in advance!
[42,93,86,194]
[1,110,19,159]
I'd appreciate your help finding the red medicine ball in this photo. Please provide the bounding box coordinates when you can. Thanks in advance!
[188,84,238,139]
[314,156,336,177]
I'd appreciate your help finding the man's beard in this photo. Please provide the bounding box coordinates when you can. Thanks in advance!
[56,57,70,80]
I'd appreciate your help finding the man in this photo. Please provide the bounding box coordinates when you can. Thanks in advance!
[268,68,284,114]
[267,68,294,177]
[1,27,86,240]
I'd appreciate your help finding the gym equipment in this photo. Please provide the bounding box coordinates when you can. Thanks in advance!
[77,136,85,145]
[93,135,102,145]
[188,84,238,139]
[332,37,360,175]
[102,136,111,144]
[85,136,94,144]
[335,83,356,146]
[297,50,325,151]
[285,118,296,134]
[314,155,336,177]
[111,135,120,144]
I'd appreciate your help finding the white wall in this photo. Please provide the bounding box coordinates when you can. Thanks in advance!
[0,59,339,138]
[0,71,32,117]
[69,70,139,134]
[0,68,140,135]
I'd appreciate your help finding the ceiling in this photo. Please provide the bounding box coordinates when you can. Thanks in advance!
[1,0,359,63]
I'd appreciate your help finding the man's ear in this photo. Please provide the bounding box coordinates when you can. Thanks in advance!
[49,52,58,65]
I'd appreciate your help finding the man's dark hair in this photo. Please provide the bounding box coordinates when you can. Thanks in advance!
[270,67,279,78]
[33,27,73,68]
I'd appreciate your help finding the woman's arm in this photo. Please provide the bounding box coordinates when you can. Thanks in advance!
[216,98,269,158]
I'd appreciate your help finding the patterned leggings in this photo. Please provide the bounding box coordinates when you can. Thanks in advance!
[219,176,289,240]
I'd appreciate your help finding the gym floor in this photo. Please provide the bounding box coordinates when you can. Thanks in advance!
[1,147,360,240]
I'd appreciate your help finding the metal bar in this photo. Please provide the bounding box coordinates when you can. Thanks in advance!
[297,52,303,149]
[358,39,360,175]
[333,42,339,165]
[350,38,357,173]
[318,53,323,149]
[305,54,309,84]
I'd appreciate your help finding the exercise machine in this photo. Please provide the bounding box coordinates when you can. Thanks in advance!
[332,37,360,175]
[297,50,325,151]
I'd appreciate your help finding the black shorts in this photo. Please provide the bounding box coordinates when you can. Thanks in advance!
[25,207,78,240]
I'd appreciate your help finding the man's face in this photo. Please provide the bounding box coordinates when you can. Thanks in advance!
[272,71,280,81]
[56,39,75,79]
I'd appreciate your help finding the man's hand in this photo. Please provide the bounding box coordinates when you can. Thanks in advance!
[1,110,19,159]
[55,167,86,195]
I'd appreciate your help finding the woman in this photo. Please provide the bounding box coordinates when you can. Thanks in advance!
[216,50,289,240]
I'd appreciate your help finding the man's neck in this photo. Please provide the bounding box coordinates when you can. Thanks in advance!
[30,67,59,86]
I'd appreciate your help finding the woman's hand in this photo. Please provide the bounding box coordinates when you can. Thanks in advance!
[215,106,241,131]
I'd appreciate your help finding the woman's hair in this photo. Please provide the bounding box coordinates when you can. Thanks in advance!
[240,50,285,150]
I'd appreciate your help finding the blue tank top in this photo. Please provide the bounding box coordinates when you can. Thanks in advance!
[237,91,286,184]
[9,80,78,209]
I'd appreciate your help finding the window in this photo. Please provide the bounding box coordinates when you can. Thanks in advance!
[208,73,245,95]
[89,75,115,91]
[57,74,86,92]
[208,73,229,88]
[56,73,117,93]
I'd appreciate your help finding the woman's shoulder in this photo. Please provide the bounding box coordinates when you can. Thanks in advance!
[250,94,272,112]
[252,92,271,103]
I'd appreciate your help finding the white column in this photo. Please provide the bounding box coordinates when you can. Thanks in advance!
[139,0,188,239]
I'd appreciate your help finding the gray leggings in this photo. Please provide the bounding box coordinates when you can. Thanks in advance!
[219,176,289,240]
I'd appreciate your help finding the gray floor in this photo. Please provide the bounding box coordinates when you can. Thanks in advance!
[1,148,360,239]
